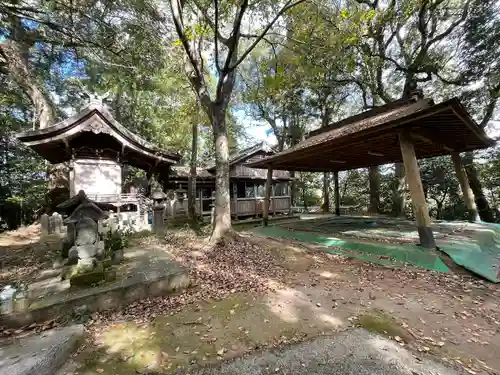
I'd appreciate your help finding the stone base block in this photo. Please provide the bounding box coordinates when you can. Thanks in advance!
[70,269,105,287]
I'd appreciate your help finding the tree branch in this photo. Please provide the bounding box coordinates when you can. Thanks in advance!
[214,0,221,72]
[230,0,308,70]
[480,82,500,129]
[169,0,201,80]
[221,0,249,74]
[425,0,471,50]
[191,0,229,46]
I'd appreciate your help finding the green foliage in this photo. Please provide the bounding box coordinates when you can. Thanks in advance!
[0,0,499,228]
[296,173,322,208]
[104,228,132,254]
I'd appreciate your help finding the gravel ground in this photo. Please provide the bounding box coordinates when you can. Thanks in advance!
[179,329,464,375]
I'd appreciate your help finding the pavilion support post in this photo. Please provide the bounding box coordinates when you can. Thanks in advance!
[334,171,340,216]
[263,166,273,226]
[451,152,479,222]
[271,184,275,217]
[398,132,435,249]
[254,184,258,218]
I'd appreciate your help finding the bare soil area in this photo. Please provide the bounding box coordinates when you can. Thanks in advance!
[1,226,498,375]
[55,229,500,375]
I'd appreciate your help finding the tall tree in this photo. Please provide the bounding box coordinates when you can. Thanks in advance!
[168,0,306,239]
[454,0,500,222]
[352,0,474,216]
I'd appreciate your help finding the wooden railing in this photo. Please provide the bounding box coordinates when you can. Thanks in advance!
[164,196,291,217]
[231,196,291,216]
[86,193,151,207]
[230,165,290,179]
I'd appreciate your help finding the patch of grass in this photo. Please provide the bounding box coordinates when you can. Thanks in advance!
[357,309,412,342]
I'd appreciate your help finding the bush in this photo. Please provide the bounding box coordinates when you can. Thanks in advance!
[104,228,131,254]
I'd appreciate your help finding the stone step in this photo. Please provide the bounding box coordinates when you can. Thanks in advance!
[0,325,84,375]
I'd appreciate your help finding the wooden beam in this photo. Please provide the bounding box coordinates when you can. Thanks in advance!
[334,171,340,216]
[399,132,435,248]
[451,152,479,222]
[263,167,273,226]
[410,132,454,152]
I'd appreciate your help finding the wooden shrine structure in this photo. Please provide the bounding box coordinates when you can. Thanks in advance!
[16,99,181,223]
[249,92,494,248]
[166,142,292,218]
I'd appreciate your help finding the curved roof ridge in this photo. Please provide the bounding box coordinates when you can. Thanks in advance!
[16,103,181,162]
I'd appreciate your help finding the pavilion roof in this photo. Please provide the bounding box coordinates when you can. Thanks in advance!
[16,101,181,171]
[248,96,494,172]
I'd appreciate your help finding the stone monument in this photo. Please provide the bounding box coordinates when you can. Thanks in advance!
[58,191,107,268]
[40,213,49,237]
[50,212,63,234]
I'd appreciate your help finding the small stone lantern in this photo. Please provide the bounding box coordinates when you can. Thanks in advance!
[64,196,108,268]
[151,189,166,233]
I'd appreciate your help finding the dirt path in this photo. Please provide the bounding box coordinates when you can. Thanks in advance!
[50,230,500,375]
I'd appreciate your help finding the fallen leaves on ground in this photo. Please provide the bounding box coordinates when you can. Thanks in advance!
[87,231,289,333]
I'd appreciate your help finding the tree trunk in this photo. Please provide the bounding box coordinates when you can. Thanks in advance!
[188,108,199,221]
[392,162,406,216]
[1,21,55,129]
[463,153,495,222]
[451,152,479,222]
[436,201,443,220]
[210,108,232,240]
[368,166,380,214]
[322,172,330,213]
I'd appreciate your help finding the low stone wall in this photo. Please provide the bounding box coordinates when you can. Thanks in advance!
[0,266,190,328]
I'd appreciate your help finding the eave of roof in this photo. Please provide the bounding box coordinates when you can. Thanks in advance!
[206,141,273,171]
[248,97,494,172]
[16,103,181,164]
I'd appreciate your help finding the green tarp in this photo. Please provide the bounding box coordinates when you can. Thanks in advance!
[439,222,500,283]
[252,226,450,273]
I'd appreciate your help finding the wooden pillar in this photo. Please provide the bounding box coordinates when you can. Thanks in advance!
[399,132,435,248]
[271,183,275,216]
[232,183,238,220]
[263,167,273,226]
[451,152,479,222]
[334,171,340,216]
[253,183,258,217]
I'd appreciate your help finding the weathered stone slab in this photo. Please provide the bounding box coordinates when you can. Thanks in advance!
[40,213,49,237]
[0,325,83,375]
[0,248,191,328]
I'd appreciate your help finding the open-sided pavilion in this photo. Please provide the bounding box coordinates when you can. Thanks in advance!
[249,92,494,249]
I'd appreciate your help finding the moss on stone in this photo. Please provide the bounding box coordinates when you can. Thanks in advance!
[70,267,105,287]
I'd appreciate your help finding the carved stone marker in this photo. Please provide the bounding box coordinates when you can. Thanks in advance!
[74,217,99,266]
[40,213,49,236]
[51,212,63,234]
